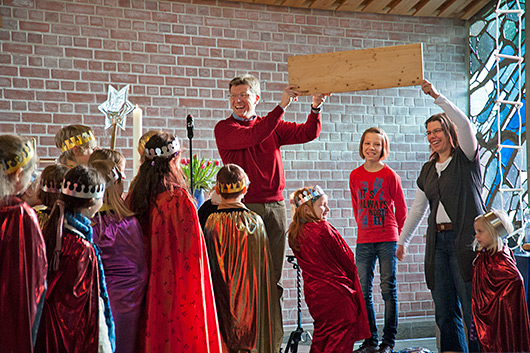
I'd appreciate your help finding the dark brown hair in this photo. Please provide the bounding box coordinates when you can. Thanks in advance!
[39,164,70,208]
[127,132,187,222]
[216,164,248,200]
[425,113,459,162]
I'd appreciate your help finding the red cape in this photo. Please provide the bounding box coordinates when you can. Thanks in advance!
[139,188,221,353]
[472,246,530,352]
[35,229,101,353]
[0,197,47,353]
[294,221,370,353]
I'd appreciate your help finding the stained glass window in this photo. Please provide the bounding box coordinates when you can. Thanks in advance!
[469,0,526,231]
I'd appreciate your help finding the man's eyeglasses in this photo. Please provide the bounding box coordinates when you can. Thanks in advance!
[229,93,252,99]
[425,128,444,137]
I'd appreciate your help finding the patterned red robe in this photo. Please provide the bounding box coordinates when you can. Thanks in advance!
[472,246,530,353]
[139,187,222,353]
[293,220,370,353]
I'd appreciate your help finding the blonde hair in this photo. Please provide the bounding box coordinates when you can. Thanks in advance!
[287,187,324,251]
[89,159,133,221]
[473,210,513,253]
[0,134,37,202]
[359,127,390,161]
[229,74,261,96]
[55,125,97,164]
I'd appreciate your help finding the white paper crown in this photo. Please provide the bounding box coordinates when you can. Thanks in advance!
[41,180,61,194]
[145,138,180,159]
[290,185,325,208]
[61,180,105,199]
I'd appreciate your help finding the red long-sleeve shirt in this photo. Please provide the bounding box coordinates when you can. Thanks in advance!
[214,105,321,203]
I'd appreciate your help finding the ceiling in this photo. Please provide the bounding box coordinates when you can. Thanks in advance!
[230,0,494,20]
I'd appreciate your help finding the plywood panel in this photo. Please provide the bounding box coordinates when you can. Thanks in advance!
[288,43,424,95]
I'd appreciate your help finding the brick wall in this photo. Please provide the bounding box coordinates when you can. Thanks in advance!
[0,0,471,329]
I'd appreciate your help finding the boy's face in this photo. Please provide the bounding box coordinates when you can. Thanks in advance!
[229,84,260,120]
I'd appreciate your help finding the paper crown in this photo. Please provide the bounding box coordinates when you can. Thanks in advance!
[61,180,105,199]
[1,140,35,175]
[41,180,61,194]
[61,131,95,152]
[483,210,513,237]
[290,185,325,208]
[217,177,249,194]
[145,138,180,159]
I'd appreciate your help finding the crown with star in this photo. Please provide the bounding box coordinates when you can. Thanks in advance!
[217,177,249,194]
[61,131,96,152]
[290,185,325,208]
[61,180,105,199]
[145,138,180,159]
[1,139,35,175]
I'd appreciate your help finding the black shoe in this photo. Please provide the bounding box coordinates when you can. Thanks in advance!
[353,342,378,353]
[377,343,393,353]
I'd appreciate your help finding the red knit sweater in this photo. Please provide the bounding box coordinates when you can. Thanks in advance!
[214,105,321,203]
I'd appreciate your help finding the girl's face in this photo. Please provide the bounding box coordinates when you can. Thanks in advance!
[474,220,494,249]
[426,121,451,157]
[311,194,330,220]
[362,133,383,163]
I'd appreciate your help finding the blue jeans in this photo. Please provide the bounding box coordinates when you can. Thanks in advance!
[356,241,398,347]
[431,230,475,353]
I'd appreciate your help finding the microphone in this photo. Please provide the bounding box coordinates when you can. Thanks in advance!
[187,114,194,139]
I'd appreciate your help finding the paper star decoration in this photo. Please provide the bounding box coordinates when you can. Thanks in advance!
[98,85,134,130]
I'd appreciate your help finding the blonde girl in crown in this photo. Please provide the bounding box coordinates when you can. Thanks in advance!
[287,185,370,353]
[471,210,530,352]
[0,134,47,353]
[127,131,221,353]
[55,124,97,167]
[90,158,148,353]
[203,164,282,352]
[36,165,115,353]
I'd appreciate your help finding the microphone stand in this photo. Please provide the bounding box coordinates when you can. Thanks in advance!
[187,114,194,192]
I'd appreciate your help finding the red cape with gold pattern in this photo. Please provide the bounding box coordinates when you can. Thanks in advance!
[139,188,221,353]
[472,246,530,352]
[293,220,370,353]
[0,197,47,353]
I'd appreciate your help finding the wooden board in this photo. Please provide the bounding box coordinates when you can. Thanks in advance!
[288,43,424,95]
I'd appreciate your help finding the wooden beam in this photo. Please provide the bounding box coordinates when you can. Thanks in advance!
[438,0,468,18]
[288,43,424,95]
[309,0,339,10]
[459,0,492,20]
[281,0,310,7]
[388,0,421,15]
[335,0,365,12]
[362,0,394,13]
[413,0,445,17]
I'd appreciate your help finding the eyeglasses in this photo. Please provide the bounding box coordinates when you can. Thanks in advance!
[425,128,444,137]
[229,93,252,99]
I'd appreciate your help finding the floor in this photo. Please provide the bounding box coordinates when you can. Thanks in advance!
[281,336,438,353]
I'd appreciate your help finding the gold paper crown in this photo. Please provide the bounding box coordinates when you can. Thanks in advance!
[290,185,325,208]
[61,131,95,152]
[217,178,248,194]
[1,140,35,175]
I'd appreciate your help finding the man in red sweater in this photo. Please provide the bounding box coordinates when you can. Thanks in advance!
[214,74,328,303]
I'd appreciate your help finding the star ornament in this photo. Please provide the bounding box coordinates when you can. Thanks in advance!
[98,85,135,130]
